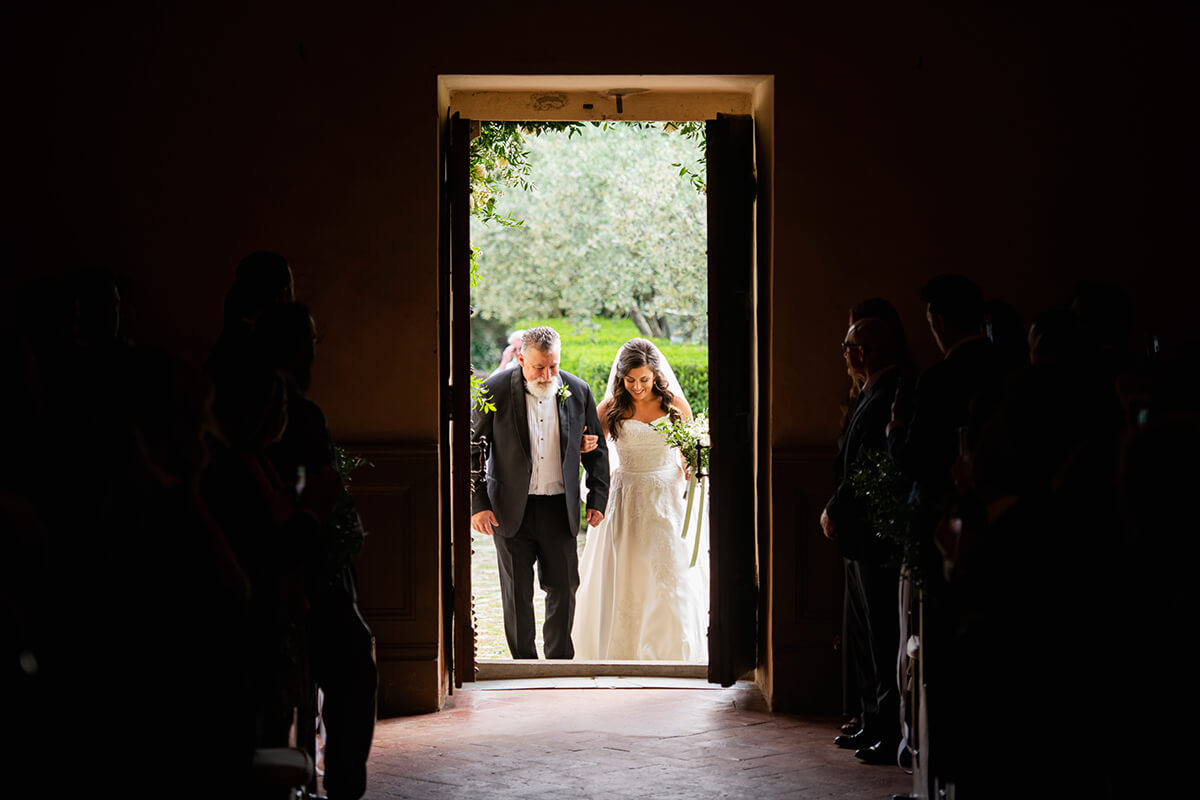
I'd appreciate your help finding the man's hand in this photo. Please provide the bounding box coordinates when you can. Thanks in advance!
[820,508,836,540]
[581,426,598,454]
[471,510,498,535]
[934,513,969,582]
[586,509,604,528]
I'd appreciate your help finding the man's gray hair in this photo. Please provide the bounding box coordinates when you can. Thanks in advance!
[521,326,561,354]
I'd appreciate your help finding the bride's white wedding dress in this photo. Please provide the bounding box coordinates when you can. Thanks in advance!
[572,417,709,661]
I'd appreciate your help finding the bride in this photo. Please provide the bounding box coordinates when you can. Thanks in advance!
[572,338,709,661]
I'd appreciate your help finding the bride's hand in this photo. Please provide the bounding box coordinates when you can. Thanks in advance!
[581,426,598,454]
[680,452,693,483]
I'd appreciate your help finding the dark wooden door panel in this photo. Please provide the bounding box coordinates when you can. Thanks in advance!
[447,114,474,688]
[707,115,759,686]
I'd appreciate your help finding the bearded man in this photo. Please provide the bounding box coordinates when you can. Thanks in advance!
[470,326,609,659]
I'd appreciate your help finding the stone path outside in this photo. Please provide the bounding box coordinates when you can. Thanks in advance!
[470,531,586,659]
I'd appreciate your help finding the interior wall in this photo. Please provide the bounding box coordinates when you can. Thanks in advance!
[4,0,1195,712]
[5,1,1194,446]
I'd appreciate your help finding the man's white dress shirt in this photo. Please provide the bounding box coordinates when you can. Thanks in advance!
[526,378,565,495]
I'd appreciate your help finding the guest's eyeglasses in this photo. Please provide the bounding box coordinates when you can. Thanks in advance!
[841,341,865,354]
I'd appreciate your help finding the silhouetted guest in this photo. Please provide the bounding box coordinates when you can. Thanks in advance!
[202,361,338,754]
[255,302,377,800]
[2,324,52,795]
[888,275,1002,513]
[885,274,1003,793]
[115,348,257,793]
[836,297,913,738]
[937,286,1140,797]
[206,250,294,387]
[822,317,910,766]
[1115,413,1197,798]
[850,297,914,378]
[957,321,1151,797]
[12,271,132,658]
[5,274,123,793]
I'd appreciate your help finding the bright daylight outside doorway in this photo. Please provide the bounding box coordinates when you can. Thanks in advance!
[468,121,710,663]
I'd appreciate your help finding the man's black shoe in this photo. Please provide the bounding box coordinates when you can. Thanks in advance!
[834,729,878,749]
[855,740,901,765]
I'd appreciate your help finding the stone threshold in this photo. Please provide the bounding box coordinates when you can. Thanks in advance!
[472,659,708,682]
[462,676,727,690]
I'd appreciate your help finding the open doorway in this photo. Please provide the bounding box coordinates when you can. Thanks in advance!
[467,121,710,671]
[440,76,770,689]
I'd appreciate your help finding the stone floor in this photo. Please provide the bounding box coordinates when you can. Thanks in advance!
[357,679,913,799]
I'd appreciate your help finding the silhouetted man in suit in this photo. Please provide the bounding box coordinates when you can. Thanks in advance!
[257,302,377,800]
[822,317,908,765]
[886,274,1002,795]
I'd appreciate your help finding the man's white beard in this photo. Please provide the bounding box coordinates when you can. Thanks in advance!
[526,375,559,399]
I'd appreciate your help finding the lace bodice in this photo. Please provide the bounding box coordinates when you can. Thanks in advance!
[613,417,679,474]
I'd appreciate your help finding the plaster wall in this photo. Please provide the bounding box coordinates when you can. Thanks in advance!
[5,2,1192,448]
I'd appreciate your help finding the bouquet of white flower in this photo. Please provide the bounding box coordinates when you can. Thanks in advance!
[652,413,710,567]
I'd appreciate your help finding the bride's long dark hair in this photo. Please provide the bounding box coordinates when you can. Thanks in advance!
[605,338,677,440]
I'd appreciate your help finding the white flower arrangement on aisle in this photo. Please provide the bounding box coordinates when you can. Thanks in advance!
[651,412,710,567]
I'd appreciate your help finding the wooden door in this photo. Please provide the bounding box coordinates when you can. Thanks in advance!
[706,114,759,686]
[441,113,474,689]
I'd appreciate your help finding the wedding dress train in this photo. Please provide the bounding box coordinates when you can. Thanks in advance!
[572,418,709,661]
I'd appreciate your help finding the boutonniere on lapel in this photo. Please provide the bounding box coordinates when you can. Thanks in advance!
[556,384,572,404]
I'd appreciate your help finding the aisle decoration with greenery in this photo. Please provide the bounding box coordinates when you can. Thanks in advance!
[313,446,374,588]
[846,448,921,586]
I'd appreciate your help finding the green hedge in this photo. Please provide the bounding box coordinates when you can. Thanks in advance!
[516,317,708,413]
